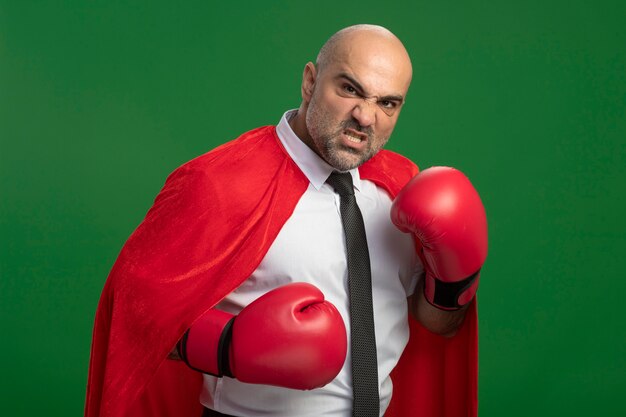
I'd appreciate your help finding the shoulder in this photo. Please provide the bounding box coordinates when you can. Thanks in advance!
[152,125,306,212]
[370,149,419,175]
[359,149,419,197]
[164,126,283,185]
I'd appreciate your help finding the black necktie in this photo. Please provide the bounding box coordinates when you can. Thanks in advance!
[326,171,379,417]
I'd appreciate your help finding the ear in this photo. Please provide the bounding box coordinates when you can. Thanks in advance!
[301,62,317,103]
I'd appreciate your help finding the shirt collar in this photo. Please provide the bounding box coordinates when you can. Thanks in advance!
[276,109,362,191]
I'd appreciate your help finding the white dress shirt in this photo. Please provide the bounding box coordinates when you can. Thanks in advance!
[200,110,422,417]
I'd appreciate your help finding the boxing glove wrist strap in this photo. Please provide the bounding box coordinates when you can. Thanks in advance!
[425,270,480,310]
[177,310,235,378]
[218,318,234,378]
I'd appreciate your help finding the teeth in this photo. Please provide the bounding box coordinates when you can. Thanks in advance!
[345,132,363,143]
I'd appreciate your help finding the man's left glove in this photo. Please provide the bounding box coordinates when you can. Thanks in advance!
[391,166,488,310]
[177,282,347,390]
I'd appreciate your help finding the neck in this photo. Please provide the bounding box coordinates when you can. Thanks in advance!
[288,107,313,148]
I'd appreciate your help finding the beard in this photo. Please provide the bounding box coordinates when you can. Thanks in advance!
[305,95,389,171]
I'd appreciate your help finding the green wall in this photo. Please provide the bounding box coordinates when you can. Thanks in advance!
[1,1,624,415]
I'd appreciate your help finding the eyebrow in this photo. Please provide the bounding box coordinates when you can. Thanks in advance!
[336,72,405,103]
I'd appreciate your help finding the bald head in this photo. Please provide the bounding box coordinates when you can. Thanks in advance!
[315,24,412,89]
[289,24,413,170]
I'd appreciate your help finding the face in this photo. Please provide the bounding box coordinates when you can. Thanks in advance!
[303,43,411,171]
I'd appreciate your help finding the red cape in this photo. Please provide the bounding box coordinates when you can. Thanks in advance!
[85,126,478,417]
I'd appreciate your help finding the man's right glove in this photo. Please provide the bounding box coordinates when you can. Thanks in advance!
[391,166,488,310]
[178,282,347,390]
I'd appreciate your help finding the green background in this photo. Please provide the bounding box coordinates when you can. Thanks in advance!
[1,1,624,415]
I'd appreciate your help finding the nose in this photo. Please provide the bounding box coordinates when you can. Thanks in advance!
[351,99,376,128]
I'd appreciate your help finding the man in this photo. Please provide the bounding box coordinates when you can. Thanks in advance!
[85,24,484,417]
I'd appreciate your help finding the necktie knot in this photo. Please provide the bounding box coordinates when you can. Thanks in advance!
[326,172,355,196]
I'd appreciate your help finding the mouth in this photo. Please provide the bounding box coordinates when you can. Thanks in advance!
[342,128,368,145]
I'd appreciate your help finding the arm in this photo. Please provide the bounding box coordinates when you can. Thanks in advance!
[392,167,487,324]
[408,277,468,338]
[168,347,181,360]
[167,283,347,390]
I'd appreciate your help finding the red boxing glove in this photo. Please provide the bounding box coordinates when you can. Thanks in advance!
[391,166,488,310]
[178,282,347,390]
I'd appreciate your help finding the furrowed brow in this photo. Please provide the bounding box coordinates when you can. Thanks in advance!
[336,72,404,103]
[380,94,405,104]
[337,73,367,95]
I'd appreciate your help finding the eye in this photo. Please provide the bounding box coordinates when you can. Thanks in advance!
[379,99,397,109]
[342,84,358,95]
